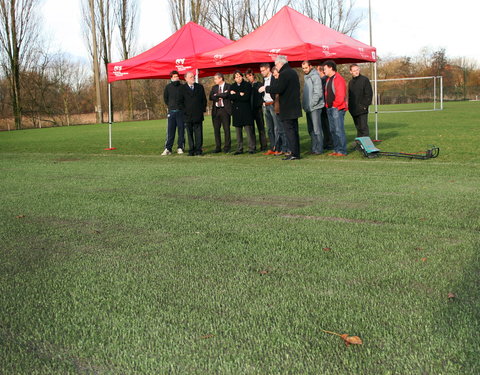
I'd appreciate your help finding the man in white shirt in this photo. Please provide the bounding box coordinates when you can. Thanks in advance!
[259,63,287,155]
[209,73,232,153]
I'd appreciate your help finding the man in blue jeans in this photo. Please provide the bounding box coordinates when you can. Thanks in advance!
[259,63,288,155]
[323,60,348,156]
[162,70,185,155]
[301,60,324,154]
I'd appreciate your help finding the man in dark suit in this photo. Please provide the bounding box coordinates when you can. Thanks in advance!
[348,64,373,137]
[260,55,302,160]
[177,71,207,156]
[317,64,334,150]
[209,73,231,153]
[246,69,267,151]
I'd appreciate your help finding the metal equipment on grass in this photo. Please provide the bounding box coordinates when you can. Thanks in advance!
[355,137,439,160]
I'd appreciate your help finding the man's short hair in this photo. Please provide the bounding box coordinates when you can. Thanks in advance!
[245,68,254,76]
[275,55,288,65]
[170,70,179,77]
[214,72,224,80]
[233,69,244,78]
[184,71,194,78]
[271,66,278,73]
[302,60,312,66]
[259,63,271,70]
[323,60,337,71]
[350,64,359,70]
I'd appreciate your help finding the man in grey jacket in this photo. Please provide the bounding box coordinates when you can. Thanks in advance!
[302,60,325,154]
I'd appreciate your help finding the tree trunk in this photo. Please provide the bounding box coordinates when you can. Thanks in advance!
[10,0,22,129]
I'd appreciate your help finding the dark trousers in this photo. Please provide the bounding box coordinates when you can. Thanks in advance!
[352,113,370,137]
[283,119,300,157]
[252,107,268,150]
[165,110,185,151]
[321,107,333,149]
[235,126,256,152]
[212,107,231,152]
[185,121,203,155]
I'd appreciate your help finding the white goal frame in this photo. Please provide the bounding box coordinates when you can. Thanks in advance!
[371,65,444,140]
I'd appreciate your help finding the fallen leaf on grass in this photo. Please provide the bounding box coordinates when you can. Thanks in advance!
[322,247,331,252]
[340,334,364,346]
[15,215,25,219]
[421,257,427,262]
[321,329,363,347]
[200,334,214,339]
[259,270,269,275]
[415,247,424,251]
[447,292,456,300]
[419,218,427,221]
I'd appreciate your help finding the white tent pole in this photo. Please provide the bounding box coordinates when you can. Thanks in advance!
[374,61,379,141]
[195,69,199,83]
[104,82,116,150]
[108,83,112,148]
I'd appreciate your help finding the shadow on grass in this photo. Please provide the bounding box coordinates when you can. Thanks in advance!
[434,251,480,372]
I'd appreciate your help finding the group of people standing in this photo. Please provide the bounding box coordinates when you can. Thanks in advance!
[162,56,373,159]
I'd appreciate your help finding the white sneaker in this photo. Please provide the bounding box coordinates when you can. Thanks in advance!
[161,149,171,156]
[177,148,184,154]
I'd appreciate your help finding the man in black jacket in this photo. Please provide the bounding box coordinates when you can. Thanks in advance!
[348,64,373,137]
[209,73,231,153]
[260,55,302,160]
[246,69,267,151]
[162,70,185,155]
[177,71,207,156]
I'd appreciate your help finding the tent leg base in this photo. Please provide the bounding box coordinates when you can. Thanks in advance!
[104,147,117,150]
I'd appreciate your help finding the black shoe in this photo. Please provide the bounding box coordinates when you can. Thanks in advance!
[188,152,195,156]
[248,151,255,154]
[195,152,203,156]
[233,151,243,155]
[213,149,221,153]
[282,155,300,160]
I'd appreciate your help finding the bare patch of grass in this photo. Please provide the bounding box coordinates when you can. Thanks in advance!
[280,214,384,225]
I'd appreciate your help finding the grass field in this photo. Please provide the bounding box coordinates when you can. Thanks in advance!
[1,102,479,374]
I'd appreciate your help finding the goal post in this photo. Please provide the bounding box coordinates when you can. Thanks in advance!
[372,76,443,113]
[370,74,444,141]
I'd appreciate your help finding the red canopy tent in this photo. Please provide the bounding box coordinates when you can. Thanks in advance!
[197,6,376,74]
[196,6,381,140]
[103,22,232,149]
[107,22,232,82]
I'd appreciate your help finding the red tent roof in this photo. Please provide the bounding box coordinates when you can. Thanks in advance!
[197,6,376,74]
[107,22,232,82]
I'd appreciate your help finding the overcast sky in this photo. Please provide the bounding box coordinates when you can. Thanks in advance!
[40,0,479,64]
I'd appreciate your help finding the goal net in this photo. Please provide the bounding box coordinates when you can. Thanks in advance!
[372,76,443,113]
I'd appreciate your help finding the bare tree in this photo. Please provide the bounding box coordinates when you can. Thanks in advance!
[81,0,115,122]
[168,0,210,31]
[0,0,42,129]
[114,0,137,120]
[97,0,113,72]
[245,0,290,30]
[293,0,363,35]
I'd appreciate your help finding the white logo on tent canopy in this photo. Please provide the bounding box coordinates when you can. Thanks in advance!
[113,66,128,77]
[175,58,192,71]
[322,45,336,57]
[213,54,224,65]
[268,48,281,60]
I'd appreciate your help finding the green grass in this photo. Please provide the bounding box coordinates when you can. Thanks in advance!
[1,102,479,374]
